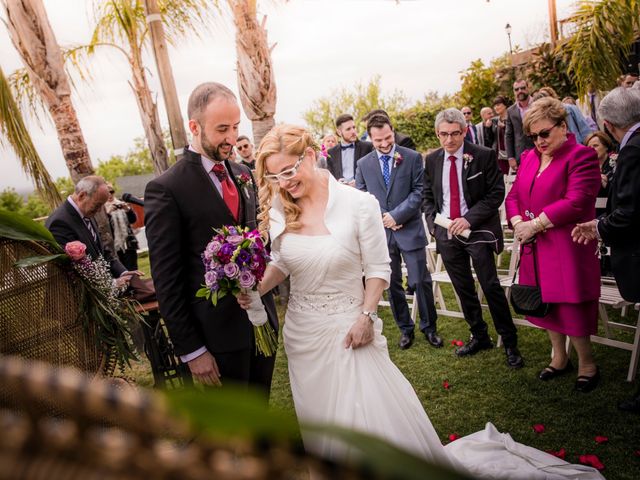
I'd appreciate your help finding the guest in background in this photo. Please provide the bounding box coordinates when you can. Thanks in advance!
[362,109,416,150]
[317,133,337,169]
[505,79,535,172]
[533,87,593,144]
[105,183,139,271]
[327,114,373,185]
[506,98,601,392]
[236,135,256,169]
[623,72,639,88]
[475,106,495,148]
[461,106,478,144]
[492,95,512,174]
[585,132,615,216]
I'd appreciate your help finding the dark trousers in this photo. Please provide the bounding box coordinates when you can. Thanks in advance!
[388,237,438,335]
[435,226,518,347]
[214,347,276,398]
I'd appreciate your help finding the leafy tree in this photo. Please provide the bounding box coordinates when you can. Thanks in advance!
[0,187,24,212]
[456,59,501,121]
[564,0,640,97]
[527,43,576,99]
[20,191,51,218]
[395,92,456,152]
[303,76,408,138]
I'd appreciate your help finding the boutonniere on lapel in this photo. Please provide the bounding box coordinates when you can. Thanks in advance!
[236,172,254,198]
[321,144,331,161]
[608,153,618,173]
[393,151,403,168]
[462,153,474,170]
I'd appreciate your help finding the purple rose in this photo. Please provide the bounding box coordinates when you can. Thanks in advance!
[220,243,234,255]
[223,262,240,279]
[204,271,218,289]
[238,270,256,289]
[227,235,243,245]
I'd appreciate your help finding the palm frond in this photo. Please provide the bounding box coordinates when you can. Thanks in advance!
[565,0,640,96]
[0,66,62,209]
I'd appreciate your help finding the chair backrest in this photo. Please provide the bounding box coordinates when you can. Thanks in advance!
[0,238,107,377]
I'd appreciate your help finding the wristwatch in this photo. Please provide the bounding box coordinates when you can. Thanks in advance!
[361,311,378,322]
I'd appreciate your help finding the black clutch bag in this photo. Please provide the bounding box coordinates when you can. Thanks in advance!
[509,240,550,317]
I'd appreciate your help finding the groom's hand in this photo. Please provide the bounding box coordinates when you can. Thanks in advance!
[188,351,222,386]
[344,316,374,349]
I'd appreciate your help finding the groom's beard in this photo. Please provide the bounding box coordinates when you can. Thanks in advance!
[201,135,232,162]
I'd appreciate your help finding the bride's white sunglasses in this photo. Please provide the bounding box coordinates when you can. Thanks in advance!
[264,153,305,183]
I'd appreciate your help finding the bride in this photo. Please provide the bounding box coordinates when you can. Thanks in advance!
[237,125,604,480]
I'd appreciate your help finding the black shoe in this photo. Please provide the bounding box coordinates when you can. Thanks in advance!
[455,337,493,357]
[575,367,600,393]
[399,332,414,350]
[424,331,443,348]
[505,346,524,369]
[618,392,640,413]
[538,360,573,381]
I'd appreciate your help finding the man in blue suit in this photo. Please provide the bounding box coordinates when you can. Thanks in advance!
[355,115,442,350]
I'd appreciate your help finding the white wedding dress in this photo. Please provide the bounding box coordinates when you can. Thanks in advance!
[268,175,604,480]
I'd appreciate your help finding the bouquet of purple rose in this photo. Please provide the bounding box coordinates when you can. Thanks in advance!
[196,225,278,356]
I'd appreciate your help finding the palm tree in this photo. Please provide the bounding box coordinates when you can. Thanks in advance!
[227,0,277,146]
[2,0,94,184]
[564,0,640,96]
[87,0,213,175]
[0,65,61,208]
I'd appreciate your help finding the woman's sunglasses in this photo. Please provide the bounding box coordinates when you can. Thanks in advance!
[527,122,561,142]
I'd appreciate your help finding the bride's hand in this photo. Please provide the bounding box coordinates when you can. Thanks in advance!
[236,292,252,310]
[344,315,374,349]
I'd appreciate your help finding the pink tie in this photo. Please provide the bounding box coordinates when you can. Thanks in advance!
[448,155,461,219]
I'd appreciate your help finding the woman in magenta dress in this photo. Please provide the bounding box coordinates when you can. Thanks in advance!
[505,97,601,392]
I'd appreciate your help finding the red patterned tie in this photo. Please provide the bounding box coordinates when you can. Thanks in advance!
[448,155,461,219]
[212,164,240,221]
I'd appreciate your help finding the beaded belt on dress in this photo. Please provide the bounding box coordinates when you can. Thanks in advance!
[287,292,361,314]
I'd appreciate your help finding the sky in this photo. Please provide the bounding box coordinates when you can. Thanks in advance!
[0,0,575,192]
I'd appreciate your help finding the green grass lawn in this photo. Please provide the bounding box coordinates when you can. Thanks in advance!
[131,252,640,479]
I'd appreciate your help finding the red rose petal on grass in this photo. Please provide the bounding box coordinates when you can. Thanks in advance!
[579,454,604,470]
[450,340,458,346]
[442,380,451,390]
[448,433,460,442]
[532,424,545,433]
[456,340,464,346]
[594,436,609,444]
[546,448,566,460]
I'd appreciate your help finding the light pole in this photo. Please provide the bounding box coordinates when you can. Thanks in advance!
[505,23,513,55]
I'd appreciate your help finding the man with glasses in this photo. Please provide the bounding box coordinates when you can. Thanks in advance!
[144,82,277,395]
[424,108,523,369]
[461,107,478,144]
[356,115,442,351]
[505,79,535,172]
[236,135,256,169]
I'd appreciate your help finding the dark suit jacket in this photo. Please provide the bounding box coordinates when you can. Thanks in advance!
[395,131,416,150]
[505,102,535,163]
[598,130,640,301]
[423,141,505,253]
[355,145,427,251]
[327,140,373,180]
[46,200,126,278]
[144,149,277,356]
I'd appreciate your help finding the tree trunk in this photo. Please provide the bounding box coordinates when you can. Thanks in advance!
[3,0,94,184]
[129,48,169,175]
[229,0,277,147]
[143,0,187,160]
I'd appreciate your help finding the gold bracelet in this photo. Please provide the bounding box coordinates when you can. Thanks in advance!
[512,219,523,227]
[534,217,546,233]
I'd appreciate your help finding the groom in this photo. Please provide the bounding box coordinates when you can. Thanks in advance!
[355,114,442,350]
[144,82,277,393]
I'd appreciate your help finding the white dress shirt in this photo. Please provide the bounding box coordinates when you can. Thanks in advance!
[340,143,356,181]
[440,146,469,219]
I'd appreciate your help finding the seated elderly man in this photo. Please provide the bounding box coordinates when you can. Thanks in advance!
[46,175,142,288]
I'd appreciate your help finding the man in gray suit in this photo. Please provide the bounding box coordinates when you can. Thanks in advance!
[355,114,441,350]
[505,79,535,171]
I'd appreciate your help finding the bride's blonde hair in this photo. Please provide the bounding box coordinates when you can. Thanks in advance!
[255,124,319,241]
